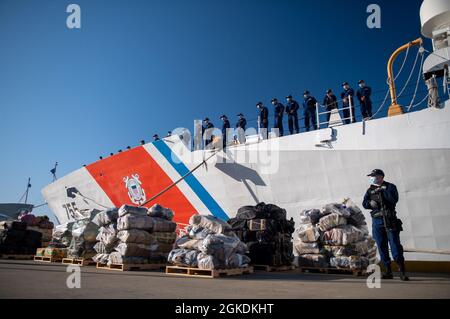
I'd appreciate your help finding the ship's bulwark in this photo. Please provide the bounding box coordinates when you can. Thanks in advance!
[42,104,450,261]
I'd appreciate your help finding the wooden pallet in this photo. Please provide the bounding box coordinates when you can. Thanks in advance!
[165,266,254,278]
[96,262,167,272]
[33,256,63,263]
[298,266,367,277]
[0,254,34,260]
[252,264,296,272]
[62,258,96,266]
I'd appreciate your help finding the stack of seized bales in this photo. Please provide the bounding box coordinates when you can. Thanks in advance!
[93,204,177,266]
[168,214,250,270]
[295,199,377,270]
[227,202,295,267]
[0,221,42,255]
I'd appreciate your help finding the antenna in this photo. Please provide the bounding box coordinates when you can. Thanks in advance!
[50,162,58,181]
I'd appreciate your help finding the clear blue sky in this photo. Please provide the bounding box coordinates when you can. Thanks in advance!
[0,0,428,219]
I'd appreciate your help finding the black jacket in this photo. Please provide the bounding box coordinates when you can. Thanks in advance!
[363,181,399,215]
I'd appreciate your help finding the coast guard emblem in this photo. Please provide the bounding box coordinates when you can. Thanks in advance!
[123,174,146,205]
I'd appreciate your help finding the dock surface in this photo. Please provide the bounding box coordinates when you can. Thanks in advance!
[1,260,449,299]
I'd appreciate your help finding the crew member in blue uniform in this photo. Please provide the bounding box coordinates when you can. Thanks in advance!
[271,98,284,137]
[202,117,214,148]
[341,82,356,124]
[220,115,230,149]
[285,95,300,134]
[235,113,247,144]
[323,89,338,124]
[362,169,409,281]
[303,90,318,131]
[256,101,269,139]
[153,134,160,141]
[356,79,373,119]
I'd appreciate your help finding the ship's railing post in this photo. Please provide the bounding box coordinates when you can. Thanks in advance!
[316,102,320,130]
[349,96,354,123]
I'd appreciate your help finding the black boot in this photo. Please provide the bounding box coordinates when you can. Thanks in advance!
[382,264,394,279]
[398,261,410,281]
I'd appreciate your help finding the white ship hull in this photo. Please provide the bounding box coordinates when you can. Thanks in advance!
[42,102,450,262]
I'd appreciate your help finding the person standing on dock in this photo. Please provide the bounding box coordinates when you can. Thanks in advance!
[220,115,230,149]
[303,91,318,131]
[285,95,300,134]
[341,82,356,124]
[271,98,285,137]
[257,102,269,139]
[362,169,409,281]
[235,113,247,144]
[356,80,373,119]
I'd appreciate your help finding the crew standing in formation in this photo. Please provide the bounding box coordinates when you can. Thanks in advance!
[150,80,373,148]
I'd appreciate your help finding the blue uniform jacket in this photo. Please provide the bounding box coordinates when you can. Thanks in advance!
[357,86,372,105]
[236,118,247,130]
[259,107,269,123]
[362,181,399,214]
[341,88,355,106]
[221,119,230,135]
[285,100,300,116]
[303,96,317,115]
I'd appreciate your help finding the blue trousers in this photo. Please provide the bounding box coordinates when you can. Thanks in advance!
[304,108,317,131]
[372,217,405,270]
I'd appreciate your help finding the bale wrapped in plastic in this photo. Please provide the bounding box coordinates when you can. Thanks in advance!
[72,219,99,243]
[115,242,158,257]
[342,199,367,227]
[94,241,114,254]
[228,253,251,268]
[317,213,347,232]
[117,215,153,231]
[118,204,148,217]
[236,206,258,220]
[152,217,177,233]
[297,254,329,268]
[322,225,366,246]
[116,229,155,244]
[27,226,53,242]
[96,224,117,246]
[321,203,351,218]
[167,248,199,267]
[330,255,370,269]
[299,209,322,225]
[177,238,201,250]
[92,208,119,227]
[199,234,248,255]
[92,253,110,264]
[296,223,320,243]
[153,232,177,244]
[197,252,224,270]
[187,225,213,239]
[189,214,231,235]
[108,252,148,265]
[322,239,371,257]
[147,204,174,221]
[294,241,321,255]
[174,235,191,248]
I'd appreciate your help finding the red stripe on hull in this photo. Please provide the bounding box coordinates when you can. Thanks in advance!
[85,146,197,224]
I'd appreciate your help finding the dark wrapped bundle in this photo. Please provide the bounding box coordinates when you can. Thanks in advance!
[0,221,27,231]
[229,202,295,267]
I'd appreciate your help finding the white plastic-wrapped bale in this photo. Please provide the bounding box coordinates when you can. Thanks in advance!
[321,203,351,218]
[330,256,370,269]
[167,248,199,267]
[296,223,320,243]
[117,215,153,231]
[298,209,322,225]
[317,213,347,232]
[152,217,177,233]
[189,214,231,234]
[321,225,366,246]
[294,241,321,255]
[115,242,158,257]
[92,208,119,227]
[116,229,156,244]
